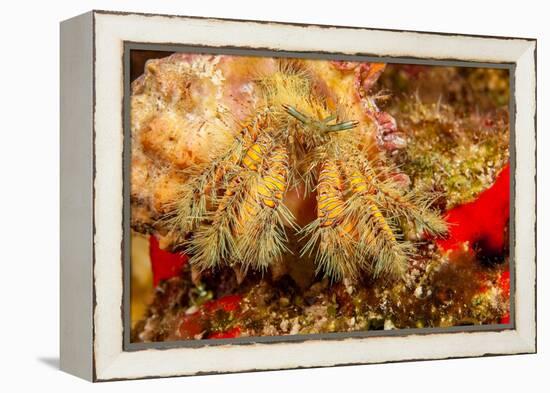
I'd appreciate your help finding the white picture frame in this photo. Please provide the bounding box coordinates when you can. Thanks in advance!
[60,10,536,381]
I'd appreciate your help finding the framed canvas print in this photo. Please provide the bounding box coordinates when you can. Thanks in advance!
[60,10,537,382]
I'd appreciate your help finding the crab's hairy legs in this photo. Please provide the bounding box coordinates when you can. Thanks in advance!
[344,166,412,278]
[237,145,297,271]
[376,181,448,237]
[300,160,359,281]
[185,135,274,270]
[165,108,275,236]
[350,146,448,237]
[166,136,247,237]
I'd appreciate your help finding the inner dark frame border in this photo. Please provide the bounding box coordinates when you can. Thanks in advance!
[122,41,516,352]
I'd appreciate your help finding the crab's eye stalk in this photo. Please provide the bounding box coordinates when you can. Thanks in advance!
[325,120,359,132]
[282,104,309,124]
[283,104,359,133]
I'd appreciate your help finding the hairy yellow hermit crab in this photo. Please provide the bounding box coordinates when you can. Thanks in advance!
[131,54,447,282]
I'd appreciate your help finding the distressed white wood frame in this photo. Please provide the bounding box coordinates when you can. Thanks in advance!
[62,10,536,382]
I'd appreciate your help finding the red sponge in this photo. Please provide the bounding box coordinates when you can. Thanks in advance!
[149,235,189,287]
[437,163,510,256]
